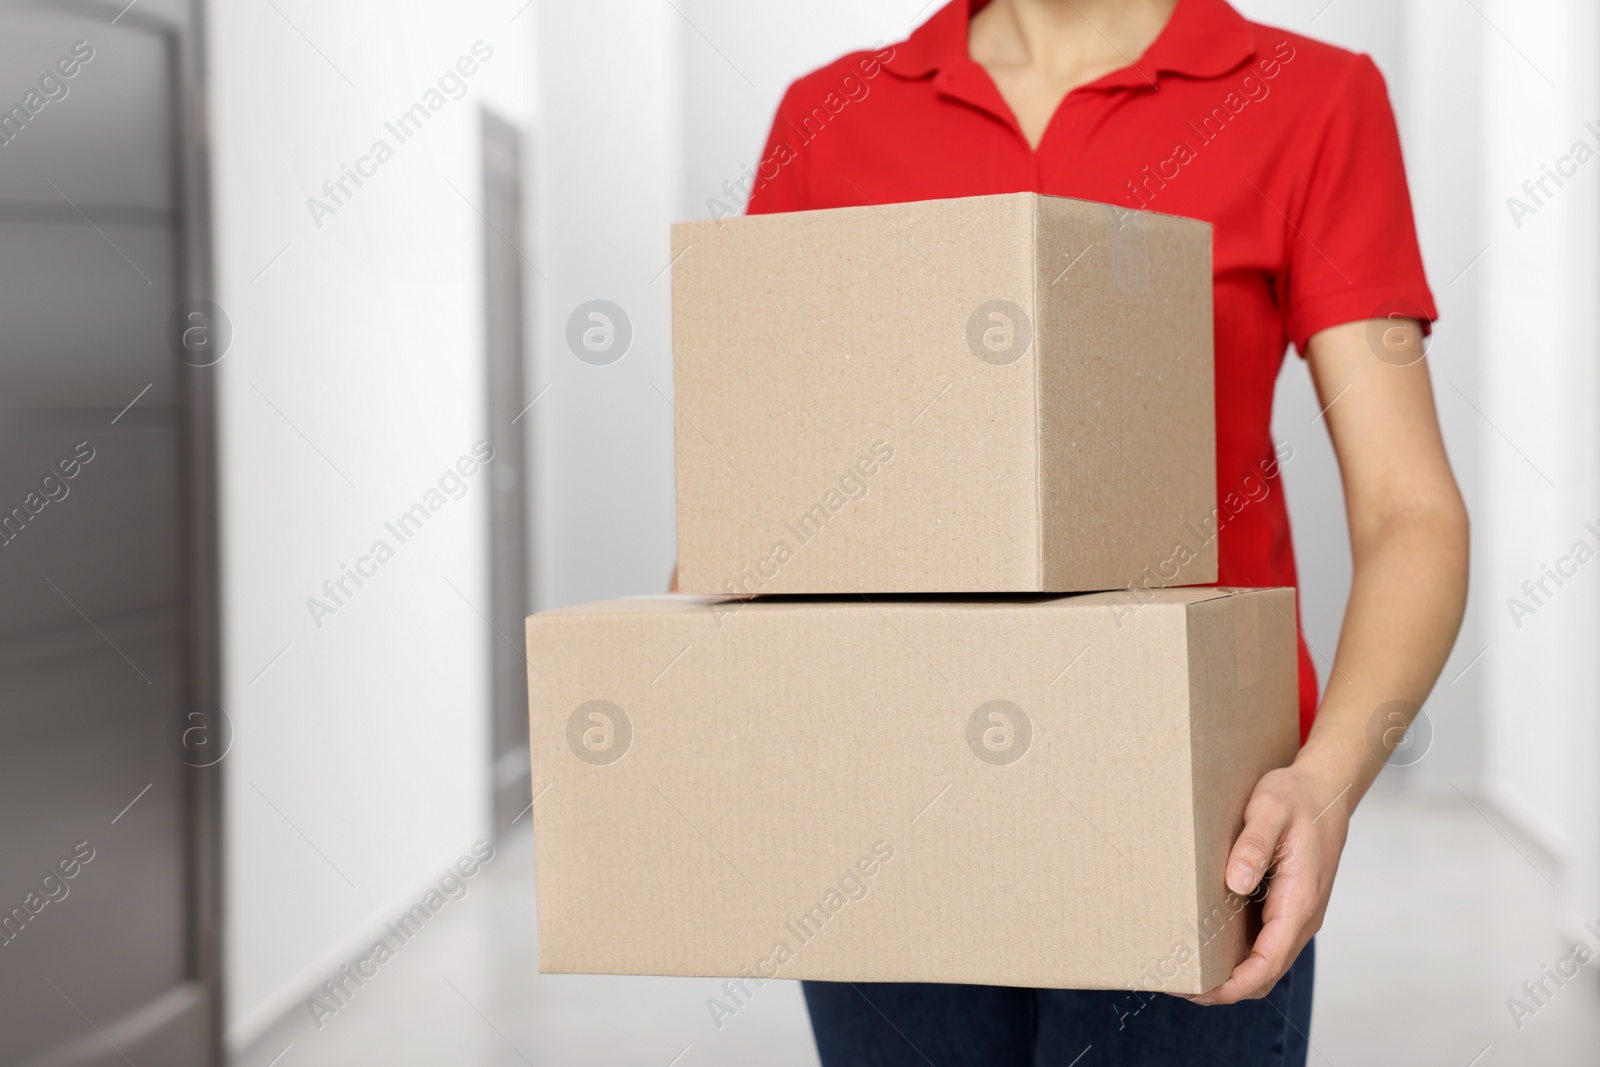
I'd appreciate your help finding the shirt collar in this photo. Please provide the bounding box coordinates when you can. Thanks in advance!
[884,0,1258,86]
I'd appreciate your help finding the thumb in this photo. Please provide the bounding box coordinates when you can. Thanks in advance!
[1226,793,1291,896]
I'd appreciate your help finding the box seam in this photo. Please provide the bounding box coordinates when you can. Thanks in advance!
[1182,598,1212,993]
[667,225,687,586]
[1030,195,1046,589]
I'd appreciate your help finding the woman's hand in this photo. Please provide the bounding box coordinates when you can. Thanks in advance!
[1189,760,1351,1005]
[1187,316,1468,1005]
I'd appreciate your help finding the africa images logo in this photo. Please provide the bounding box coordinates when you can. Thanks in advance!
[1364,699,1431,768]
[168,705,234,768]
[566,700,631,765]
[168,300,233,367]
[565,299,632,366]
[966,299,1032,366]
[967,700,1032,766]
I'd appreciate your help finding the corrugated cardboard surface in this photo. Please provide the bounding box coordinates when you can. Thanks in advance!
[1183,588,1300,988]
[1033,198,1216,590]
[670,192,1215,595]
[526,588,1296,993]
[671,194,1040,594]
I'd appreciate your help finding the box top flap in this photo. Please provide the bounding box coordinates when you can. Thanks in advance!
[673,192,1212,237]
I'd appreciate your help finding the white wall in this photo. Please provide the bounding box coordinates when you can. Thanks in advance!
[207,0,536,1047]
[528,0,684,611]
[677,0,931,225]
[1477,0,1600,926]
[1399,0,1487,789]
[524,0,921,614]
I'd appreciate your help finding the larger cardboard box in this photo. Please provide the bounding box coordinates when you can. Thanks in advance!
[670,192,1216,595]
[526,587,1298,993]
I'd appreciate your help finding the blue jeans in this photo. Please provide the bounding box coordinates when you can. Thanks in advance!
[803,940,1314,1067]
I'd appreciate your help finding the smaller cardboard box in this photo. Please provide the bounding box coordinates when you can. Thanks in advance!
[526,587,1298,993]
[670,192,1216,595]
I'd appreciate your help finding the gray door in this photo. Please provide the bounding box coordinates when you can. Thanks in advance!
[481,108,535,833]
[0,3,220,1065]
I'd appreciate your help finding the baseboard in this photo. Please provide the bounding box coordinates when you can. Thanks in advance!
[18,982,207,1067]
[1482,776,1569,869]
[224,837,494,1054]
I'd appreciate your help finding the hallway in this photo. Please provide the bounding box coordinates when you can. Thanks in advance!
[239,786,1600,1066]
[3,2,1597,1063]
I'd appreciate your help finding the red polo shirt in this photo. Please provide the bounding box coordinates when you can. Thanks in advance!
[744,0,1436,742]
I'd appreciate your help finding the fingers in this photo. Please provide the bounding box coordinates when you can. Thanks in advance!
[1226,791,1293,896]
[1198,918,1306,1005]
[1196,857,1320,1005]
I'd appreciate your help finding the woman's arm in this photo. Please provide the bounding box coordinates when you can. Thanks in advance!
[1195,317,1469,1005]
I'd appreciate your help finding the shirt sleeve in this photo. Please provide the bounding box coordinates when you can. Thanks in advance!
[1283,55,1437,356]
[745,82,811,215]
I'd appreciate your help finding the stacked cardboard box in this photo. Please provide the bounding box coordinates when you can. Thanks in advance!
[526,193,1299,994]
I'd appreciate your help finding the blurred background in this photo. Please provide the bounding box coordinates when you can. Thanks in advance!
[0,0,1595,1064]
